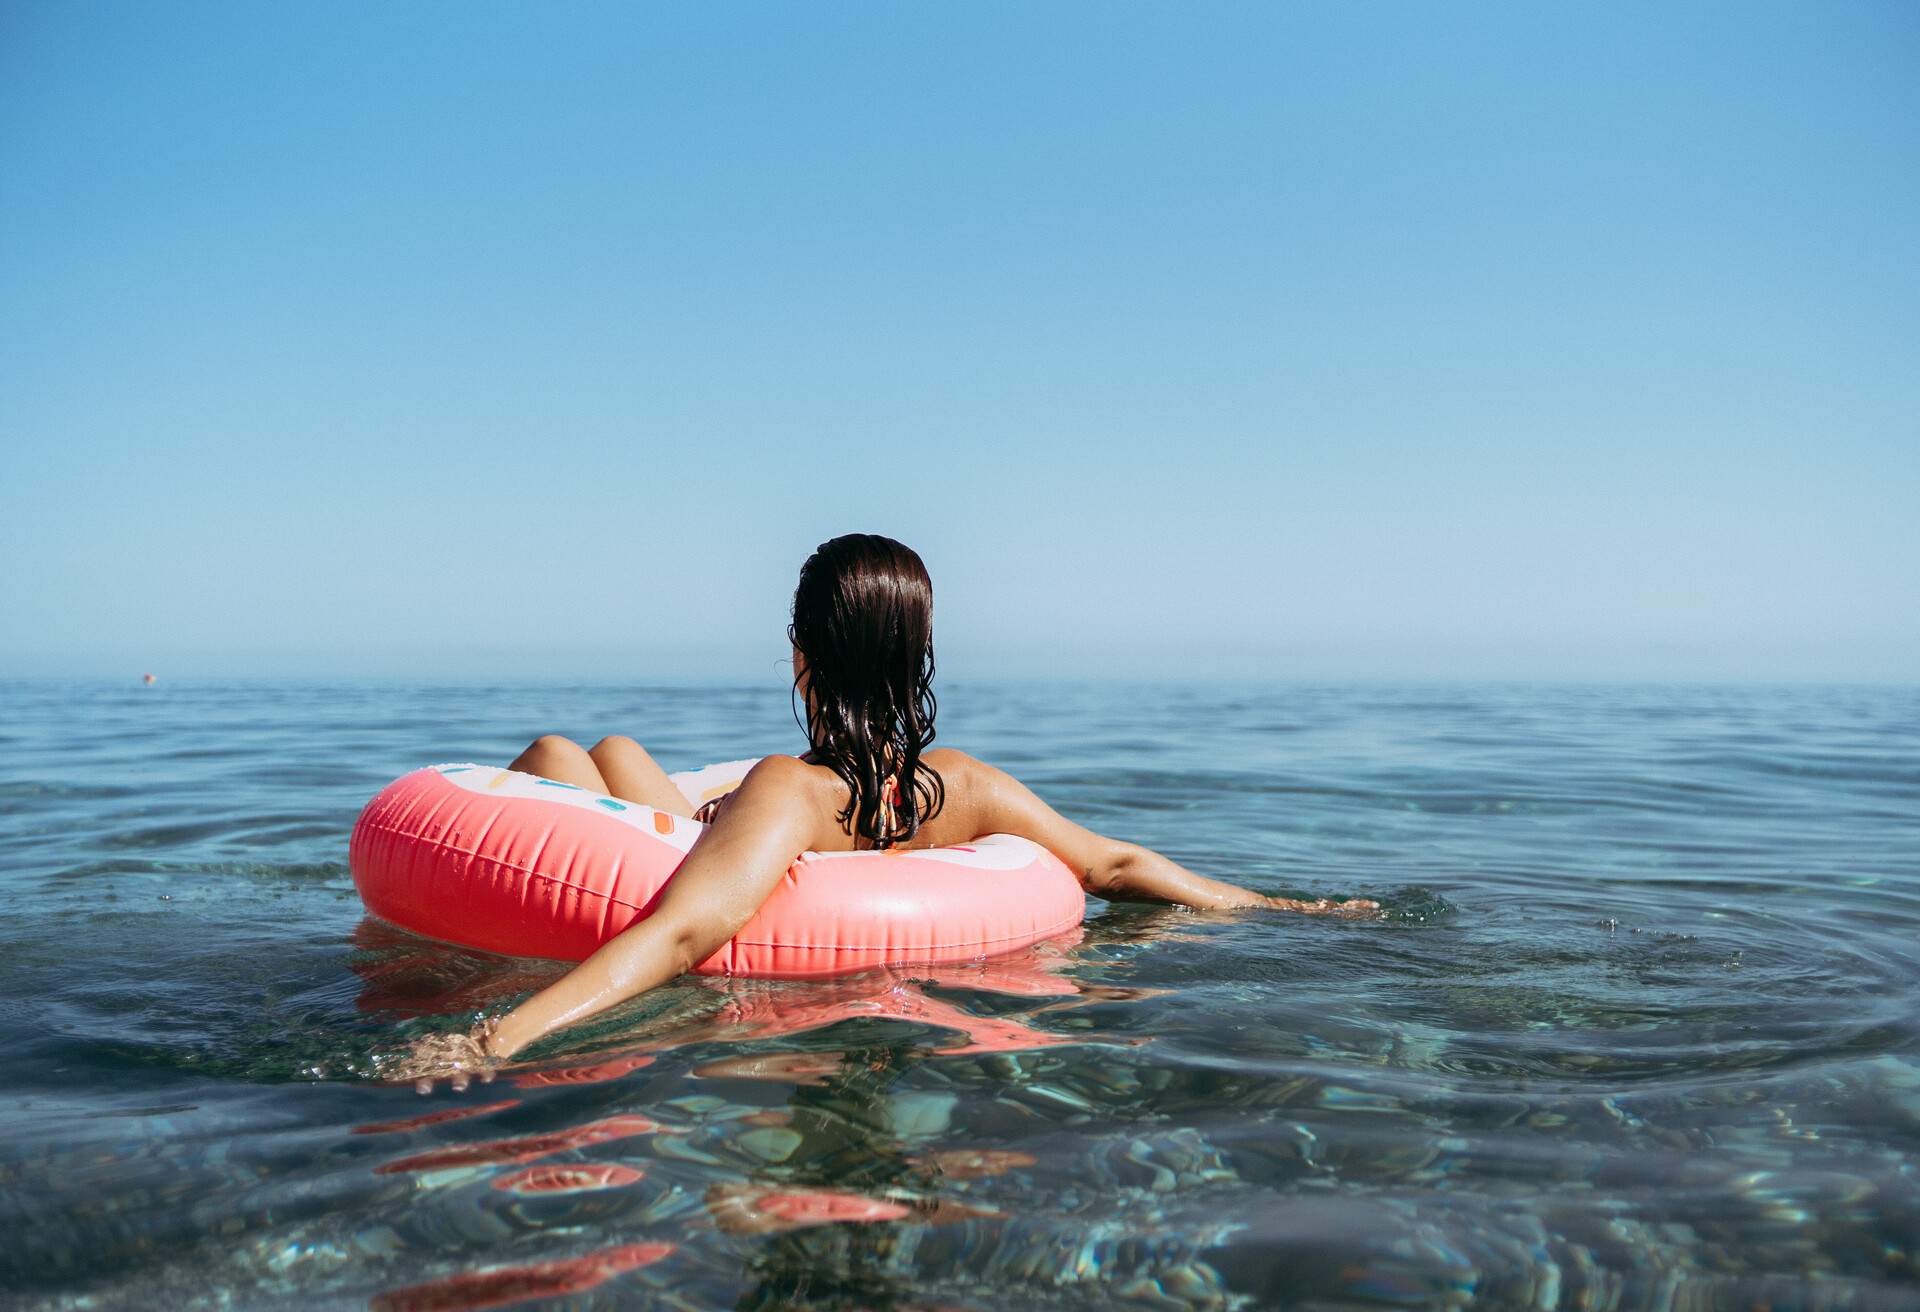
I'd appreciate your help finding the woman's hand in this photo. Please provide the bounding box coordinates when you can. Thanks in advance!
[387,1019,501,1094]
[1266,895,1381,919]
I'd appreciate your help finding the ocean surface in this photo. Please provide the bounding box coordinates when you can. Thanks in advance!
[1,679,1916,1310]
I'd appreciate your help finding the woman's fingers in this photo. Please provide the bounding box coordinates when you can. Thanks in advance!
[391,1030,499,1095]
[1267,894,1382,918]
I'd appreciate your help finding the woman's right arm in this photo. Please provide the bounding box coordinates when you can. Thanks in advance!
[960,754,1377,916]
[392,756,825,1092]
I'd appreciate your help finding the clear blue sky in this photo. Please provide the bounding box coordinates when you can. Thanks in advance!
[3,3,1914,681]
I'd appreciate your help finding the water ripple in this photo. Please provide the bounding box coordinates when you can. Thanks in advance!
[0,679,1915,1307]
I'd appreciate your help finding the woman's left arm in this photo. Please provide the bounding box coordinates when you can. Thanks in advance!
[396,756,820,1090]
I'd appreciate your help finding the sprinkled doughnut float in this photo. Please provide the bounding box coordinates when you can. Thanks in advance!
[349,762,1085,977]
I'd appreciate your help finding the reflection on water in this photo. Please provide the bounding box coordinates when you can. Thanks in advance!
[707,1183,915,1233]
[372,1114,671,1176]
[369,1241,675,1312]
[0,679,1916,1307]
[492,1163,645,1196]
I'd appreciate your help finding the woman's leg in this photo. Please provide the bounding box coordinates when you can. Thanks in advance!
[509,735,610,793]
[587,736,695,817]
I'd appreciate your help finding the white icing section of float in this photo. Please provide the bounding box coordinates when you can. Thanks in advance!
[434,763,703,854]
[805,834,1044,872]
[433,762,1047,870]
[668,758,762,808]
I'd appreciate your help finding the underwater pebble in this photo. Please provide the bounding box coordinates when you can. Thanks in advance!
[736,1127,803,1163]
[1025,1084,1095,1113]
[890,1091,956,1139]
[651,1136,727,1166]
[660,1094,731,1117]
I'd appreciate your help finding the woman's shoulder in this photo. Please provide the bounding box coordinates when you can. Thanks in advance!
[746,753,829,787]
[922,748,1020,820]
[923,747,986,788]
[918,748,1101,860]
[751,750,979,798]
[729,753,839,808]
[732,755,857,841]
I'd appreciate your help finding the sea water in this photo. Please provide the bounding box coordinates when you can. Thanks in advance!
[0,679,1915,1308]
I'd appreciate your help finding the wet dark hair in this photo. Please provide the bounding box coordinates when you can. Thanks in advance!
[789,534,944,848]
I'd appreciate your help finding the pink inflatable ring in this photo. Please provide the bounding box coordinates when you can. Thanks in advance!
[349,762,1086,977]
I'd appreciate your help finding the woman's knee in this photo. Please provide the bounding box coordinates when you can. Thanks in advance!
[590,734,651,760]
[522,733,587,765]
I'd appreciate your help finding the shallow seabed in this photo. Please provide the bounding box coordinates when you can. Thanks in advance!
[1,680,1916,1310]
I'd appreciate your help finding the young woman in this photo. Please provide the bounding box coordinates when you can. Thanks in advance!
[398,534,1375,1089]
